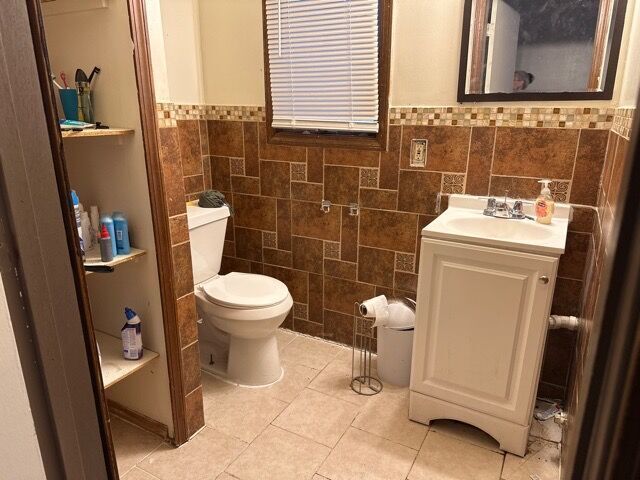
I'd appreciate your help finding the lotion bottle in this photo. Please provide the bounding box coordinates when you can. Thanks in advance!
[535,179,555,225]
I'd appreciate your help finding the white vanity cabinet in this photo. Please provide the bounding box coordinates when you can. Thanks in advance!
[409,237,559,456]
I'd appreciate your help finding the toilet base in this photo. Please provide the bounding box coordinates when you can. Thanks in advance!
[228,334,283,387]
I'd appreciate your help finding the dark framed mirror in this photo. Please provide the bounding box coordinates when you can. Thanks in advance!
[458,0,628,102]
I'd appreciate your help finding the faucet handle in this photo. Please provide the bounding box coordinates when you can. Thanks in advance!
[513,200,524,216]
[483,197,496,216]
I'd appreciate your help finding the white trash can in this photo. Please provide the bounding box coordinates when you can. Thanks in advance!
[377,300,415,387]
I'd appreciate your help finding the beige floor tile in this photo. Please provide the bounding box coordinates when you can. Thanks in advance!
[502,438,560,480]
[408,431,504,480]
[280,336,341,370]
[216,473,240,480]
[227,425,330,480]
[308,353,373,407]
[277,328,298,350]
[530,418,562,443]
[429,419,502,453]
[352,389,428,450]
[273,388,359,447]
[120,467,161,480]
[111,417,164,476]
[201,371,237,398]
[139,426,246,480]
[203,381,288,443]
[318,427,417,480]
[263,360,320,403]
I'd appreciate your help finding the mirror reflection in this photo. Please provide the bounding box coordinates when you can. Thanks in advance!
[462,0,622,96]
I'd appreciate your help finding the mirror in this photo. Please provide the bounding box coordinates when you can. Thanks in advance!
[458,0,627,101]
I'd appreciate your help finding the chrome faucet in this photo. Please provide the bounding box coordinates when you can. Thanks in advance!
[483,193,528,220]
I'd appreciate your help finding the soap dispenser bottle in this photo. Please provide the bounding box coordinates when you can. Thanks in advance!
[535,179,555,225]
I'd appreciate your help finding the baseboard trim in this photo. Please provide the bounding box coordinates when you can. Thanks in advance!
[107,399,170,442]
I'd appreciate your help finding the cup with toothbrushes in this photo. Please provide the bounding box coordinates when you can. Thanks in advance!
[53,72,78,121]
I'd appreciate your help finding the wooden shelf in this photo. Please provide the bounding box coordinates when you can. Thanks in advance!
[84,246,146,275]
[95,331,159,389]
[61,128,134,139]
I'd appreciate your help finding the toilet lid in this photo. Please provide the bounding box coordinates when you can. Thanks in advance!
[200,272,289,308]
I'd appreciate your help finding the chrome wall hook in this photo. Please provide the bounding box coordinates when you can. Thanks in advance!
[348,203,359,216]
[321,200,332,213]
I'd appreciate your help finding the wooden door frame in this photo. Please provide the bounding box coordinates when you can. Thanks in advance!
[563,95,640,478]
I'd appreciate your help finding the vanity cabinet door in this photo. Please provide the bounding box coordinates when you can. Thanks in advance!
[411,238,558,426]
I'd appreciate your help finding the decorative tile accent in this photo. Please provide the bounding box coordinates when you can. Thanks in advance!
[441,174,465,194]
[389,106,614,129]
[324,241,341,260]
[611,108,635,140]
[230,158,245,176]
[291,162,307,182]
[263,231,277,249]
[550,180,571,202]
[293,302,308,320]
[395,253,415,273]
[155,103,265,124]
[360,168,379,188]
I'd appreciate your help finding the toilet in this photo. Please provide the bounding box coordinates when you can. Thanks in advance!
[186,204,293,386]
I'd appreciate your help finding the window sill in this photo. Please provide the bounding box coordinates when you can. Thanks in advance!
[267,129,386,151]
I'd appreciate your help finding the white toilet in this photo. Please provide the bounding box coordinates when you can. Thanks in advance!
[186,204,293,386]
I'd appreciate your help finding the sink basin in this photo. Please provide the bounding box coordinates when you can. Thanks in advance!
[423,195,571,255]
[443,216,553,242]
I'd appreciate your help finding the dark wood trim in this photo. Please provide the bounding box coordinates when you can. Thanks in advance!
[566,99,640,479]
[24,1,117,478]
[457,0,628,103]
[588,0,616,91]
[127,0,189,446]
[468,0,489,94]
[107,400,169,441]
[262,0,392,151]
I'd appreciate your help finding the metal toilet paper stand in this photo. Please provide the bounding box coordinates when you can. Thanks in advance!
[351,302,383,395]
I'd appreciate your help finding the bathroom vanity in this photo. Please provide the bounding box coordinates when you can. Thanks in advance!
[410,195,571,456]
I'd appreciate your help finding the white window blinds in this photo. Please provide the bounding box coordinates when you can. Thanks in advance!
[265,0,380,133]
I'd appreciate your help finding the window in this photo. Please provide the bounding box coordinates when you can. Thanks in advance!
[263,0,392,150]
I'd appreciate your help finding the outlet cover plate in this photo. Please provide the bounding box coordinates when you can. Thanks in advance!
[410,139,427,167]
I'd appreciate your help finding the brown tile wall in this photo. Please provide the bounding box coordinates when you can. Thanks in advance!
[158,127,205,439]
[565,110,635,456]
[160,116,613,402]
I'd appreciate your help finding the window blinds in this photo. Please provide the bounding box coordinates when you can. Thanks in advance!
[265,0,380,133]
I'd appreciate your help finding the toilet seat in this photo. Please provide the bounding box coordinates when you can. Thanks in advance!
[199,272,289,309]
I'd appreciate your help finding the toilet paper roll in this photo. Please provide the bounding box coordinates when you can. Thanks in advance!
[359,295,390,327]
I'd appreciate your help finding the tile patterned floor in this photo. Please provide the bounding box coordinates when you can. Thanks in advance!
[116,329,562,480]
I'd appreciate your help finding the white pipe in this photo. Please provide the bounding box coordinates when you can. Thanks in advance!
[548,315,580,330]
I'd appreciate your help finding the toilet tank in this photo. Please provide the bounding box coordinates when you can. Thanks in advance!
[186,204,230,285]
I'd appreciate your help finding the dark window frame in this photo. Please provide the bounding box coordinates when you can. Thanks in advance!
[262,0,392,151]
[457,0,628,103]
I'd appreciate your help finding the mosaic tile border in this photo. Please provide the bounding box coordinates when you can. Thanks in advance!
[389,106,614,129]
[611,108,635,140]
[156,103,265,127]
[157,103,629,131]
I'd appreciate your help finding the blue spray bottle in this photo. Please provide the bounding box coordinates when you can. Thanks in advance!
[112,212,131,254]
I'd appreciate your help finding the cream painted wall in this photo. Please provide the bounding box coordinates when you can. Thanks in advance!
[619,0,640,106]
[146,0,171,102]
[159,0,204,104]
[0,277,47,479]
[199,0,265,105]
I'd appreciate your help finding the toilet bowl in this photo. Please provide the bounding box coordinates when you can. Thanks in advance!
[186,204,293,386]
[195,272,292,386]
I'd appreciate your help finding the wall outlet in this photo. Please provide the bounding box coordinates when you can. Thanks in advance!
[410,139,427,167]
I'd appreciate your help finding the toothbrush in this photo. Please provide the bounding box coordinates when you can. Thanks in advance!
[60,71,69,89]
[50,74,63,90]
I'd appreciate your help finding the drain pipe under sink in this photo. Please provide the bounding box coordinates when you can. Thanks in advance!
[548,315,580,330]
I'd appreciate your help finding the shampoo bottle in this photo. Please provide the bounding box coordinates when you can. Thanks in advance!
[100,214,118,256]
[121,307,143,360]
[112,211,131,255]
[535,179,555,225]
[99,224,114,262]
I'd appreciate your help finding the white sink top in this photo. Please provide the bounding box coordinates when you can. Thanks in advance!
[423,195,571,255]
